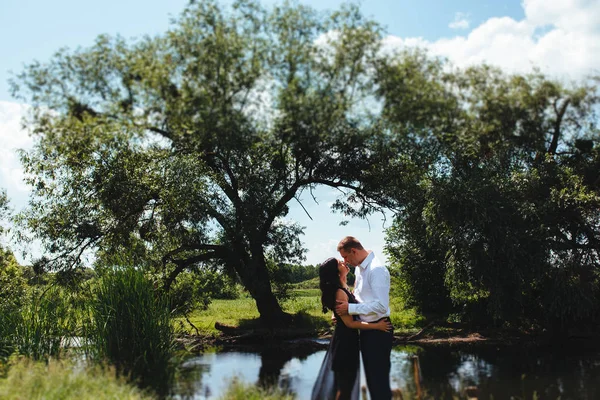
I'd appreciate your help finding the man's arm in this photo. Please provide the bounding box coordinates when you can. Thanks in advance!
[347,267,390,317]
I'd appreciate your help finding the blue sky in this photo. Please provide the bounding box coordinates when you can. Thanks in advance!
[1,0,598,265]
[0,0,525,102]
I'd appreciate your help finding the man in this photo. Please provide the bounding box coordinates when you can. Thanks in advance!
[335,236,392,400]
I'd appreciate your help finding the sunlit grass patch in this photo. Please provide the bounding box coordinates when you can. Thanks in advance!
[218,377,294,400]
[181,296,262,335]
[179,288,426,337]
[0,358,153,400]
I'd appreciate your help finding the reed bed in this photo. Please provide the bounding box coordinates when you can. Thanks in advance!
[86,267,175,395]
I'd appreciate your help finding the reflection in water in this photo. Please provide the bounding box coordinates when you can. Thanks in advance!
[173,360,211,400]
[171,342,600,399]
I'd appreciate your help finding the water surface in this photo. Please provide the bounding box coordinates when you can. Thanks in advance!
[171,341,600,399]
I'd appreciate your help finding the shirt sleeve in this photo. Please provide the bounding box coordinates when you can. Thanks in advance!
[347,267,390,317]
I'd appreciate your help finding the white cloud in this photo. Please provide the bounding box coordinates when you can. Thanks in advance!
[449,12,470,30]
[0,102,33,204]
[523,0,600,34]
[318,239,339,255]
[0,101,43,265]
[384,0,600,79]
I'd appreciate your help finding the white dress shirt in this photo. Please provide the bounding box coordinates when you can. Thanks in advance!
[348,251,391,322]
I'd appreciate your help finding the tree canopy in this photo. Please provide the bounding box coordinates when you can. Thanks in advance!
[379,54,600,332]
[11,0,397,323]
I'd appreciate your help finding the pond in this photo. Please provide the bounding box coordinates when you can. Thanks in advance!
[170,340,600,399]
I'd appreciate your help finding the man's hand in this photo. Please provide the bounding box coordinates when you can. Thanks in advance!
[335,300,349,316]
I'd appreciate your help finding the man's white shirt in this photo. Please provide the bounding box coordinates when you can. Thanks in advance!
[347,251,391,322]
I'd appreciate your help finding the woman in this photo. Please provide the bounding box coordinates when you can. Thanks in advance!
[311,257,392,400]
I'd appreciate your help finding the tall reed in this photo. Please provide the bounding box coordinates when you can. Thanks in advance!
[86,268,174,395]
[14,287,77,360]
[0,307,20,361]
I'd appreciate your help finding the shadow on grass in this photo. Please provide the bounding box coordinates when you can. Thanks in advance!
[211,311,332,345]
[233,310,330,335]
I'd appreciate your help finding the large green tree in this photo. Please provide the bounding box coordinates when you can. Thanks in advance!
[379,52,600,331]
[11,0,395,324]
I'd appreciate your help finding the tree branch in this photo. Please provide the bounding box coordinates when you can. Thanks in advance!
[163,245,229,291]
[146,126,175,141]
[548,98,571,155]
[294,196,313,220]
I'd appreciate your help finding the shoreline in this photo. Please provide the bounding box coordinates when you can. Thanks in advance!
[176,326,600,353]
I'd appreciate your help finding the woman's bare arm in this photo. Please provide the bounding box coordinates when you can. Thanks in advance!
[335,290,391,332]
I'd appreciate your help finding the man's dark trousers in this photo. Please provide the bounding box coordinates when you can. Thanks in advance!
[360,328,393,399]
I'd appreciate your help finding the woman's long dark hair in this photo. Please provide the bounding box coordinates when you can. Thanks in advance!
[319,257,341,313]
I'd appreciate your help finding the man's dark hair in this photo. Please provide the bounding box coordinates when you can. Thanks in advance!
[337,236,364,252]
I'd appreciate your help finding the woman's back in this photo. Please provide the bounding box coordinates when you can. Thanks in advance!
[330,287,359,370]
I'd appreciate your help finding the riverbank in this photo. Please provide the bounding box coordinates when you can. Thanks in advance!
[175,290,600,352]
[177,317,600,355]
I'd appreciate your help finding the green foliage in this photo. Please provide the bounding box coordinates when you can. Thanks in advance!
[0,358,153,400]
[0,247,27,360]
[279,263,319,284]
[181,297,261,336]
[0,189,8,236]
[264,262,321,303]
[381,55,600,332]
[169,267,240,316]
[0,248,86,362]
[86,268,174,395]
[293,276,319,289]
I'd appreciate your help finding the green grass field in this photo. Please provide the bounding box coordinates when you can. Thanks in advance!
[179,282,425,337]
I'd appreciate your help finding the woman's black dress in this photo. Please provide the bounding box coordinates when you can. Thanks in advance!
[311,287,360,400]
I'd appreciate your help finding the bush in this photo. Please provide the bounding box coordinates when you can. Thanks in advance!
[169,268,240,316]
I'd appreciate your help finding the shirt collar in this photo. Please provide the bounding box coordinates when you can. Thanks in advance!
[358,251,374,270]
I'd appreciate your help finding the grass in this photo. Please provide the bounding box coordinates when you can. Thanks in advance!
[181,296,261,336]
[180,290,330,336]
[0,358,154,400]
[179,282,427,337]
[218,377,294,400]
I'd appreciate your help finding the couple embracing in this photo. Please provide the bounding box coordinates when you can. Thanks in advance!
[312,236,394,400]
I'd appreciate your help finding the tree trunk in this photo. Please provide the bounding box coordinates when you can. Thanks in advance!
[234,248,292,326]
[254,286,291,326]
